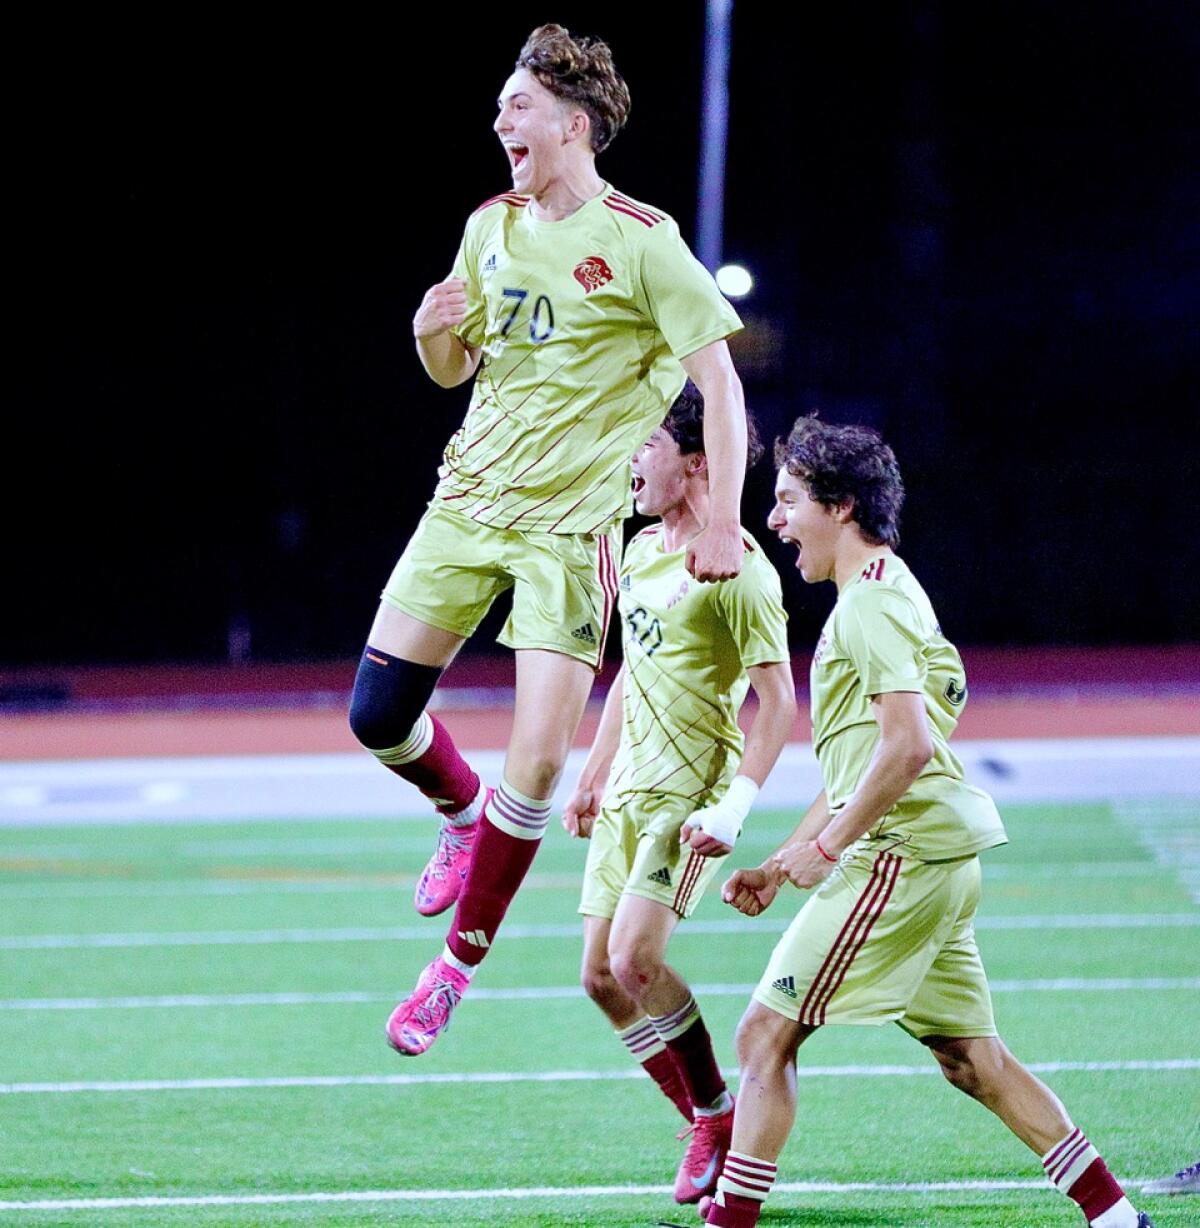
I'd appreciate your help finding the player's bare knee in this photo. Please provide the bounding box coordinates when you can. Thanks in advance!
[504,749,564,800]
[609,943,663,998]
[926,1036,1002,1100]
[580,961,621,1009]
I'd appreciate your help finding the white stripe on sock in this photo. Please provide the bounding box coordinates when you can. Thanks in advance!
[617,1018,665,1060]
[373,712,434,767]
[486,779,551,841]
[649,996,700,1043]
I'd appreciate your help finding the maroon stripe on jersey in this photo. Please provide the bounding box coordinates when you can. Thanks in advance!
[604,199,658,227]
[472,192,530,214]
[440,479,483,503]
[797,852,893,1025]
[608,193,664,224]
[545,457,631,532]
[802,854,901,1025]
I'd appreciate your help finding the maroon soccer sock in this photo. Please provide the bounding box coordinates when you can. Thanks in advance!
[1042,1128,1137,1226]
[705,1154,777,1225]
[650,997,727,1111]
[445,779,550,967]
[374,712,480,814]
[616,1018,693,1121]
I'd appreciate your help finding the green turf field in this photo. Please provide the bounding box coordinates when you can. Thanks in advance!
[1,801,1196,1226]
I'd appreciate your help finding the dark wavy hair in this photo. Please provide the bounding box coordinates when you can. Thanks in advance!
[662,380,763,471]
[774,415,904,547]
[515,24,631,153]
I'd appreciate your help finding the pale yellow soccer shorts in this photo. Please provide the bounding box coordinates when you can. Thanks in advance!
[753,845,997,1038]
[579,792,729,921]
[381,502,622,669]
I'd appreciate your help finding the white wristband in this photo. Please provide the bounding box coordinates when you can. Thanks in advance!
[694,774,759,847]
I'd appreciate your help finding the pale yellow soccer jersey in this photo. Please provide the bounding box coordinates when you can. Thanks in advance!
[435,185,743,534]
[811,553,1007,861]
[605,526,790,806]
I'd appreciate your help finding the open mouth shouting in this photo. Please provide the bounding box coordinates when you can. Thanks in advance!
[504,141,530,179]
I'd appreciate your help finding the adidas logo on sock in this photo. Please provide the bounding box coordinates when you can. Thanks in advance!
[647,866,672,886]
[571,622,597,644]
[457,929,490,949]
[771,975,797,999]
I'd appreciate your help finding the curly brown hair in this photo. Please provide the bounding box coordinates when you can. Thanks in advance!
[663,381,764,471]
[515,24,631,153]
[775,415,904,547]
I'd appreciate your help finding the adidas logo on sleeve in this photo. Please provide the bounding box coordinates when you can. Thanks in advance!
[647,866,672,886]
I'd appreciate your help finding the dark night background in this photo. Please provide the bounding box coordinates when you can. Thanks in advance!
[9,2,1199,670]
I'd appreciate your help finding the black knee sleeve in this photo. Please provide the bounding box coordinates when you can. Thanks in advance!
[348,647,443,751]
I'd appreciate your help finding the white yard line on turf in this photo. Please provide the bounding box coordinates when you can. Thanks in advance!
[0,859,1172,900]
[2,913,1197,950]
[2,1059,1195,1096]
[0,1177,1164,1213]
[2,977,1197,1012]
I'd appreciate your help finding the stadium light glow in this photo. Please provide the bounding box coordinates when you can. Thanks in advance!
[716,263,753,297]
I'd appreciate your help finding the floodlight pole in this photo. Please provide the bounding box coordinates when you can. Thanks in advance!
[697,0,733,273]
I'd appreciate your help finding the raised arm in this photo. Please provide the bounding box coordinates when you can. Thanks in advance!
[680,339,746,582]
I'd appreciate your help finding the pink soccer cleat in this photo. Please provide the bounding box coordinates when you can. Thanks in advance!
[413,788,491,917]
[385,955,470,1056]
[674,1103,734,1204]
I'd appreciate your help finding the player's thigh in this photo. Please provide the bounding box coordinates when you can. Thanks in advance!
[579,801,640,922]
[505,649,596,795]
[753,850,961,1027]
[499,522,622,669]
[899,857,997,1040]
[367,604,466,668]
[379,504,513,645]
[609,890,681,970]
[622,797,729,920]
[736,998,817,1069]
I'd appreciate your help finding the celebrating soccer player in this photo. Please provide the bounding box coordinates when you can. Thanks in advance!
[562,384,796,1206]
[700,418,1155,1228]
[346,23,749,1056]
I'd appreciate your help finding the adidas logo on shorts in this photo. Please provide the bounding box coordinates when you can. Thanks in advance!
[571,622,597,644]
[771,975,797,999]
[647,866,672,886]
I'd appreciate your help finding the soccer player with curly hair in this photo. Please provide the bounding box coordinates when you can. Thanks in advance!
[348,24,749,1056]
[701,417,1155,1228]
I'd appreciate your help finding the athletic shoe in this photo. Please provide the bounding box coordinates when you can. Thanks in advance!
[674,1104,734,1204]
[698,1195,714,1220]
[385,955,469,1056]
[1143,1161,1200,1196]
[1136,1214,1157,1227]
[413,788,490,916]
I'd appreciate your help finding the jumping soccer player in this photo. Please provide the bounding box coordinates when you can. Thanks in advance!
[701,417,1154,1228]
[562,384,795,1205]
[349,24,748,1056]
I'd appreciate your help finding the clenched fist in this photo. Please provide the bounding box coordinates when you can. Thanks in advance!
[414,277,469,339]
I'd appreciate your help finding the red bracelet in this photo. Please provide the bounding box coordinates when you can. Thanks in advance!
[815,838,838,864]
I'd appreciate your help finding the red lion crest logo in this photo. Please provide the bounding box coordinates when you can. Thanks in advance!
[573,255,614,293]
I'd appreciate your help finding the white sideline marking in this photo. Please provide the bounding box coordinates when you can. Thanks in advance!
[2,912,1197,950]
[2,1059,1195,1096]
[0,1176,1161,1213]
[3,977,1197,1012]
